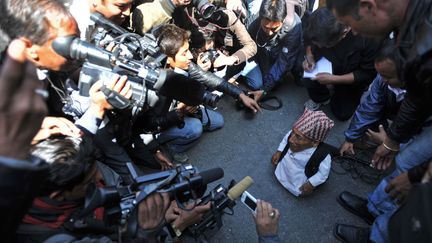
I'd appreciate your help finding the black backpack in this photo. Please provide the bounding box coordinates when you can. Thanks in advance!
[278,137,338,178]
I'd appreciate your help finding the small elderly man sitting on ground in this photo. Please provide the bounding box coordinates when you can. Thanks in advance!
[272,108,335,197]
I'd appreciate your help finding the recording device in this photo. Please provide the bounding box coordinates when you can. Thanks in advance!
[193,0,216,20]
[200,48,219,64]
[184,176,254,239]
[81,164,224,228]
[91,12,164,64]
[240,191,257,212]
[52,36,220,112]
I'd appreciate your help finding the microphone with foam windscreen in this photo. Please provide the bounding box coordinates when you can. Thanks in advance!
[227,176,254,201]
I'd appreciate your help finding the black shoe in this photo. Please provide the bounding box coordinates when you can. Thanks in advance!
[337,191,376,225]
[334,224,370,243]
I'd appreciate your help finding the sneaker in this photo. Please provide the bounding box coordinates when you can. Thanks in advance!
[304,99,330,111]
[172,152,189,163]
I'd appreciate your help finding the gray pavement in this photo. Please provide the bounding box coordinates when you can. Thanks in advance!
[184,81,378,243]
[0,39,379,242]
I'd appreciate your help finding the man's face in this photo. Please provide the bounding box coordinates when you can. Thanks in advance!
[260,18,283,37]
[288,128,318,153]
[312,28,350,49]
[331,2,393,39]
[26,14,80,72]
[375,59,403,88]
[168,41,193,70]
[93,0,133,25]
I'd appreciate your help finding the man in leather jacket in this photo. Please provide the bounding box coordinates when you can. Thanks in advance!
[327,0,432,172]
[326,1,432,242]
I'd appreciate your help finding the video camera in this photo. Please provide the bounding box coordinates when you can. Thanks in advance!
[90,12,164,64]
[181,176,254,240]
[81,164,224,232]
[52,36,220,114]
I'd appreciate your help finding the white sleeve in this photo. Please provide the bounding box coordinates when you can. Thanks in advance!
[277,130,292,152]
[308,154,331,187]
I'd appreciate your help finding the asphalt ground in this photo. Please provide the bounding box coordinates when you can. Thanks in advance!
[0,39,384,243]
[181,81,384,243]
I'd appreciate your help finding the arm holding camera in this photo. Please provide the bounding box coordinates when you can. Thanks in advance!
[188,63,261,112]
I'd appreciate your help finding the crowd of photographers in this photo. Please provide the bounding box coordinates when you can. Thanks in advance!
[0,0,431,242]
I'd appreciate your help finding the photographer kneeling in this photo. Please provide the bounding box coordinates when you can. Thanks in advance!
[16,78,210,242]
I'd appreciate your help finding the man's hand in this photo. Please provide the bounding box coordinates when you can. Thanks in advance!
[366,125,386,144]
[299,181,314,197]
[254,200,280,236]
[0,39,48,160]
[372,135,399,170]
[137,193,170,230]
[213,51,238,68]
[249,90,265,102]
[385,172,412,204]
[303,55,315,72]
[312,73,336,85]
[239,93,261,113]
[271,151,282,165]
[170,202,211,231]
[177,102,198,115]
[89,75,132,118]
[339,141,355,155]
[197,54,211,72]
[226,0,244,13]
[32,117,81,144]
[154,150,174,170]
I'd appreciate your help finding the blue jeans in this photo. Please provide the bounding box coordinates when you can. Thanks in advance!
[368,123,432,243]
[156,108,224,153]
[244,62,263,90]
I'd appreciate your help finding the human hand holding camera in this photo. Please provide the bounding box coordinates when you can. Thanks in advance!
[197,54,212,72]
[0,39,47,160]
[166,200,211,232]
[137,192,171,230]
[254,200,280,236]
[88,74,132,118]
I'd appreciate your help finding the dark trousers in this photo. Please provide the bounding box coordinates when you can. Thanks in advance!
[303,78,365,121]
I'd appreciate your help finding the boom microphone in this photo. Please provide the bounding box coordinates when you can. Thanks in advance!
[227,176,254,200]
[162,167,224,195]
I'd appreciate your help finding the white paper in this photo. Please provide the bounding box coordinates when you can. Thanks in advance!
[303,57,333,78]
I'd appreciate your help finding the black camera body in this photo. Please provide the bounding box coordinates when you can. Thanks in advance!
[183,181,237,239]
[200,48,219,64]
[81,164,224,230]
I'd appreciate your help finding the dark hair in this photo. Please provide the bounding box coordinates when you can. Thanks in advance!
[259,0,287,22]
[305,8,347,47]
[326,0,360,17]
[31,136,97,193]
[0,0,72,45]
[156,24,191,59]
[374,39,402,75]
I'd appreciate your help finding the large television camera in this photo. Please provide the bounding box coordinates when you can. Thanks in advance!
[180,176,254,240]
[52,36,219,114]
[90,12,164,64]
[81,164,224,236]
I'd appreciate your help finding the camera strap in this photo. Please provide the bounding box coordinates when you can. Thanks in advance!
[258,95,283,110]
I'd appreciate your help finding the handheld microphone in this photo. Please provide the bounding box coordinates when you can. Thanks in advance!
[227,176,254,201]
